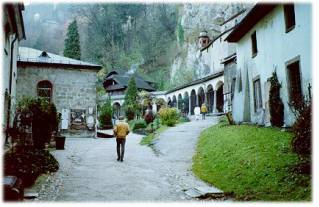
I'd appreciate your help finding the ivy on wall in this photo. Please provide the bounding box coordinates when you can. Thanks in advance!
[268,71,284,127]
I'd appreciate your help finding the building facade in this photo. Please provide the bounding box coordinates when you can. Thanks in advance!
[2,3,25,142]
[226,3,311,126]
[165,9,246,115]
[16,47,102,130]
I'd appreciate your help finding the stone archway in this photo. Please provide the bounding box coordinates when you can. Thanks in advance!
[197,87,205,107]
[177,94,183,111]
[113,102,121,118]
[190,89,196,115]
[172,95,177,108]
[183,91,189,115]
[167,97,172,107]
[206,84,214,113]
[216,82,224,112]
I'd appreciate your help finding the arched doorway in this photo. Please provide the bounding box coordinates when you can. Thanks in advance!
[216,82,224,112]
[113,102,121,118]
[190,89,196,115]
[167,97,172,107]
[206,84,214,113]
[197,87,205,107]
[172,95,177,108]
[177,94,183,111]
[183,92,189,115]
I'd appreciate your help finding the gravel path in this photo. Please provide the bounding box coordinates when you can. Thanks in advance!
[36,116,222,201]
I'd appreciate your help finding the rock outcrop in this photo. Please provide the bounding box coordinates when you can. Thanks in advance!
[170,3,251,86]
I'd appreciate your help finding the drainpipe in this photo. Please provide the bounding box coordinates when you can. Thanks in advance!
[5,34,18,144]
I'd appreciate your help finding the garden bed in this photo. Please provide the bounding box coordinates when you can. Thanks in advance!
[4,147,59,188]
[192,120,311,201]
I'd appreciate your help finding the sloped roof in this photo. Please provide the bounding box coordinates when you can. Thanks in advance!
[106,69,155,83]
[104,71,156,92]
[225,4,277,42]
[166,71,224,94]
[105,69,127,78]
[18,47,102,70]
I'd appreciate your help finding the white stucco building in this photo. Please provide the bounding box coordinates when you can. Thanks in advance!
[226,3,311,126]
[165,9,247,115]
[2,3,25,142]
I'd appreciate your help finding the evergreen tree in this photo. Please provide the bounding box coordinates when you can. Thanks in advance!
[63,19,81,60]
[268,71,284,127]
[124,75,139,120]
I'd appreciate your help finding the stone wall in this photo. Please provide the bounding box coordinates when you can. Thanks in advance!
[16,65,97,115]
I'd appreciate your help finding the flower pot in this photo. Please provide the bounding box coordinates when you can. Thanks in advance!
[55,135,66,150]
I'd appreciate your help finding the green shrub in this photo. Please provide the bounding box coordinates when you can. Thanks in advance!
[291,100,311,156]
[154,117,161,129]
[179,115,190,123]
[98,98,113,128]
[125,104,136,121]
[132,119,147,130]
[158,107,180,127]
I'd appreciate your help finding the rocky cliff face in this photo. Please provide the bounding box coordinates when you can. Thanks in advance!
[170,3,250,87]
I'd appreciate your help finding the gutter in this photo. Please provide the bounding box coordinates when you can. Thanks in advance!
[5,34,18,144]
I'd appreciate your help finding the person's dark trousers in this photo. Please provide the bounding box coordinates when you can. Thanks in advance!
[202,113,206,120]
[116,138,126,161]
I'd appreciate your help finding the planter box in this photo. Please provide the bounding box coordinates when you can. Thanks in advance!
[55,135,66,150]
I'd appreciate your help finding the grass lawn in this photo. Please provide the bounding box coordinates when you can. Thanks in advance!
[192,119,311,201]
[140,125,168,146]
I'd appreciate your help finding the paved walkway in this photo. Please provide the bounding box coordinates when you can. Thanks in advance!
[36,116,222,201]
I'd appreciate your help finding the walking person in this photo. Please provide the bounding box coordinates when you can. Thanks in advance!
[194,105,201,121]
[201,103,208,120]
[113,116,130,162]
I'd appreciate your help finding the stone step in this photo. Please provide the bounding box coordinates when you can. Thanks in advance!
[184,186,224,199]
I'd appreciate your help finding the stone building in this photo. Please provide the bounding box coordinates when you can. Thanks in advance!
[2,3,25,142]
[226,3,311,126]
[16,47,102,131]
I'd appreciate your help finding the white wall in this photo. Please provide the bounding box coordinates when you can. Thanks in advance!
[2,33,20,128]
[233,4,312,126]
[199,31,236,75]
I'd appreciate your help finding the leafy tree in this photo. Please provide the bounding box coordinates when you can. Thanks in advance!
[22,4,179,89]
[268,71,284,127]
[124,76,139,120]
[64,19,81,60]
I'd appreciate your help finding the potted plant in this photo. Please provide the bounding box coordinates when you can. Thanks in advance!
[17,97,61,149]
